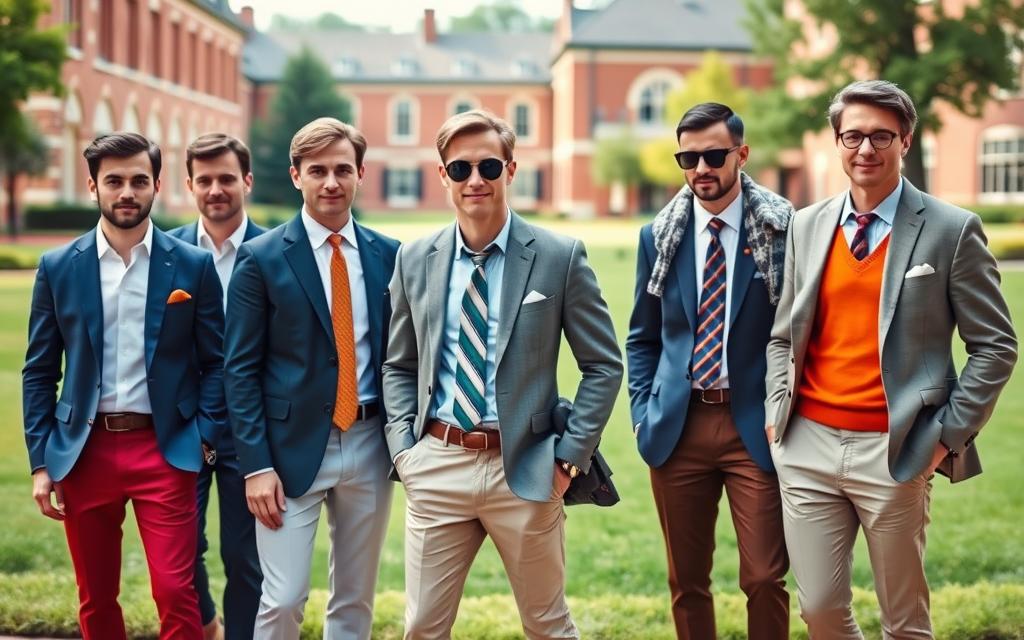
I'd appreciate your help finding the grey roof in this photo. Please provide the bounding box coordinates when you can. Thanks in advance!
[566,0,753,51]
[190,0,246,32]
[244,30,553,84]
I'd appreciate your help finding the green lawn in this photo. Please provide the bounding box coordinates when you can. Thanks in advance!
[1,221,1023,637]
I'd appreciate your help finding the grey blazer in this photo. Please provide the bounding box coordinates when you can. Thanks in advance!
[382,213,623,502]
[765,179,1017,483]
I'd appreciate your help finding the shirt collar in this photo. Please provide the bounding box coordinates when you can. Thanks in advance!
[96,218,153,261]
[454,209,512,257]
[694,193,743,234]
[197,214,248,253]
[841,179,903,226]
[301,207,358,251]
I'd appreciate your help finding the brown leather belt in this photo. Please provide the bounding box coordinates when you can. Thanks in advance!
[690,388,731,405]
[95,412,155,432]
[425,419,501,450]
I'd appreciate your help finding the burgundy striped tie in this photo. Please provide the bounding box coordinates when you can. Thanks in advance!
[850,213,877,260]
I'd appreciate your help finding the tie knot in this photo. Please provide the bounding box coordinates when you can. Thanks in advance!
[466,248,493,269]
[327,233,343,249]
[707,216,726,236]
[855,212,876,230]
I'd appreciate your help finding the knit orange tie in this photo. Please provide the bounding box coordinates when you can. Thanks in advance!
[326,234,358,430]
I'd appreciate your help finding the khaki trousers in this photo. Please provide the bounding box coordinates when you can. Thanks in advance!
[396,434,577,640]
[773,414,933,639]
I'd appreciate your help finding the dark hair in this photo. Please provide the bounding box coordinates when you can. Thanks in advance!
[83,132,162,182]
[186,133,252,178]
[675,102,744,144]
[828,80,918,138]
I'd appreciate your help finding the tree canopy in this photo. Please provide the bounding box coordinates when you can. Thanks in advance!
[0,0,66,131]
[449,3,555,33]
[269,13,371,31]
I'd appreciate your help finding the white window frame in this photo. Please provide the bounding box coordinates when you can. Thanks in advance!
[979,126,1024,204]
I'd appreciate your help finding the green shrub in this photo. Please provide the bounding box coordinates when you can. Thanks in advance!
[989,237,1024,260]
[0,246,41,270]
[23,202,97,231]
[966,204,1024,225]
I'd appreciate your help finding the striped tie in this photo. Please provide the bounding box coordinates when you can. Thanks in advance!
[850,212,877,260]
[693,217,727,389]
[453,249,493,431]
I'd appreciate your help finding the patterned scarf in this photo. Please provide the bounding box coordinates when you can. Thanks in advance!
[647,172,793,305]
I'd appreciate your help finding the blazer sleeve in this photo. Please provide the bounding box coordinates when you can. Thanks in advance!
[193,252,227,445]
[939,214,1018,452]
[555,239,624,472]
[764,219,797,428]
[625,226,661,429]
[224,244,275,475]
[21,257,63,473]
[382,246,420,459]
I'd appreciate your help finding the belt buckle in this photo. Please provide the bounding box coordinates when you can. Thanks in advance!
[356,404,366,422]
[103,413,131,432]
[480,430,489,450]
[700,388,725,404]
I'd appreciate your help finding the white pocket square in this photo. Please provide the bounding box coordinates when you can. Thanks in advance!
[753,271,765,279]
[904,263,936,279]
[522,290,548,305]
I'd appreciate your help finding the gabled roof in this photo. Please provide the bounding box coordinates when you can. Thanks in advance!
[190,0,247,33]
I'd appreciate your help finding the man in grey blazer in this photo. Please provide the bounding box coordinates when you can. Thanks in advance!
[383,109,622,639]
[765,80,1017,638]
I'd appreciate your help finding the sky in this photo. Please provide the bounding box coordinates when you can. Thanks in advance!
[227,0,607,33]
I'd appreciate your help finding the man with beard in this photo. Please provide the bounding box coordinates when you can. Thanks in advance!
[22,132,226,639]
[627,103,792,640]
[169,133,265,640]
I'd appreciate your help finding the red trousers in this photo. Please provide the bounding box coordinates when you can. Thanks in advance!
[60,427,201,639]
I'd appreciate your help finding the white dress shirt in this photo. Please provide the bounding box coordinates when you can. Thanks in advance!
[97,220,153,413]
[197,214,248,310]
[839,179,903,255]
[692,194,743,390]
[301,208,376,404]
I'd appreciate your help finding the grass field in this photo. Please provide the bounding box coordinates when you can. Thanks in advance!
[0,218,1023,637]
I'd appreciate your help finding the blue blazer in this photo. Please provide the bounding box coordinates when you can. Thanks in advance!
[626,216,775,471]
[224,213,400,498]
[22,227,227,481]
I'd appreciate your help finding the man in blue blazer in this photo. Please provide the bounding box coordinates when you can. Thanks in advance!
[626,104,793,640]
[22,132,226,639]
[170,133,266,640]
[224,118,399,640]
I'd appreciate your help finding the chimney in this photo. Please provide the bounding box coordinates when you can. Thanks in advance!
[423,8,437,44]
[240,5,254,29]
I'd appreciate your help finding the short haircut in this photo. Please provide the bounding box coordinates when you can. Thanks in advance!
[186,133,251,178]
[83,132,162,182]
[436,109,516,163]
[675,102,744,144]
[289,117,367,169]
[828,80,918,138]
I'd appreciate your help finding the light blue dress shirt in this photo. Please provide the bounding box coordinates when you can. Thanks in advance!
[433,213,512,425]
[839,179,903,254]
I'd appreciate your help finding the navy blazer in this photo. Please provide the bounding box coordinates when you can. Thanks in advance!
[626,215,775,471]
[224,213,400,498]
[22,226,227,481]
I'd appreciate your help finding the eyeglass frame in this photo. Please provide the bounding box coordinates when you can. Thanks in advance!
[837,129,901,150]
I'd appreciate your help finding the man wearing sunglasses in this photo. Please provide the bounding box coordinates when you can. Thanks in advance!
[765,80,1016,637]
[383,109,622,639]
[627,102,794,640]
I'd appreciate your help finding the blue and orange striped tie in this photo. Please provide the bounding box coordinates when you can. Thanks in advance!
[693,217,727,389]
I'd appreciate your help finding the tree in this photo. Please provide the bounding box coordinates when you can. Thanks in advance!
[269,12,368,31]
[250,48,352,205]
[744,0,1024,190]
[0,114,49,238]
[449,3,555,32]
[0,0,66,131]
[592,130,644,215]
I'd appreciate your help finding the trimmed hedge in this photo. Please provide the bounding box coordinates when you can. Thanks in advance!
[969,204,1024,225]
[0,575,1022,639]
[22,202,97,231]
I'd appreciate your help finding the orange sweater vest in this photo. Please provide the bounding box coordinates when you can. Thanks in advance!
[796,229,890,432]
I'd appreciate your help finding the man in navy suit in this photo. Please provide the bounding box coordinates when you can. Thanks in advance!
[224,118,399,640]
[170,133,266,640]
[626,103,793,640]
[22,132,226,639]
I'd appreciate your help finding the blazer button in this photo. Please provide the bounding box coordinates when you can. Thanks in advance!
[323,403,333,414]
[87,418,94,426]
[96,383,101,389]
[787,390,793,397]
[685,374,691,381]
[790,357,795,363]
[329,357,338,366]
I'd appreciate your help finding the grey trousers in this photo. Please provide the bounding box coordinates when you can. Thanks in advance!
[253,417,394,640]
[772,414,933,640]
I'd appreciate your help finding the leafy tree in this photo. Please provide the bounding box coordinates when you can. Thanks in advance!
[0,0,66,131]
[0,114,49,238]
[449,3,555,32]
[744,0,1024,190]
[592,130,644,215]
[270,12,368,31]
[250,48,352,205]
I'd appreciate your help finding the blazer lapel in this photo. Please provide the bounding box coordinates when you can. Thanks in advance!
[674,215,698,333]
[495,215,536,369]
[354,222,385,370]
[425,225,455,383]
[879,179,925,346]
[282,214,334,341]
[71,230,103,372]
[729,214,755,326]
[145,229,177,370]
[183,222,199,246]
[794,195,845,337]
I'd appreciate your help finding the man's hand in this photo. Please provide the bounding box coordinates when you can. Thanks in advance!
[246,470,287,530]
[554,462,572,497]
[32,468,65,521]
[927,442,949,476]
[765,425,776,443]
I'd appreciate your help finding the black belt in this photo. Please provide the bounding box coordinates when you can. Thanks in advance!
[356,403,379,421]
[690,388,731,405]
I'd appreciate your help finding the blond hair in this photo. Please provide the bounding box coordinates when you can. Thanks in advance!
[289,117,367,169]
[435,109,515,163]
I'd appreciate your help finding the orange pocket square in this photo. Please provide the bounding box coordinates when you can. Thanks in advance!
[167,289,193,304]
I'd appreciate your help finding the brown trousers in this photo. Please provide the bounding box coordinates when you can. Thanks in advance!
[649,400,789,640]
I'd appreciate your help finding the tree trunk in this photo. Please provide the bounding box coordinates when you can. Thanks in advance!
[5,171,17,240]
[903,143,928,193]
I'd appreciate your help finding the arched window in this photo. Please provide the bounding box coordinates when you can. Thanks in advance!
[637,81,670,125]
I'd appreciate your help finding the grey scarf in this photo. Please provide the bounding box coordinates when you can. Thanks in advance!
[647,172,793,305]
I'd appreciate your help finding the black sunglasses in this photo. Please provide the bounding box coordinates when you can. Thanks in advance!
[674,146,740,170]
[445,158,508,182]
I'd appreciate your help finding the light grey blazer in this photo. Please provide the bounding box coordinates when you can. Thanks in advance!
[765,178,1017,483]
[382,213,623,502]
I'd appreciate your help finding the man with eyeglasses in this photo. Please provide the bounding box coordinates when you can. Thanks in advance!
[627,102,794,640]
[765,80,1016,637]
[383,109,622,639]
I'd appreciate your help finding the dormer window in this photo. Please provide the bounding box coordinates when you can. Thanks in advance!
[453,57,477,77]
[513,59,537,77]
[392,57,419,77]
[334,57,360,76]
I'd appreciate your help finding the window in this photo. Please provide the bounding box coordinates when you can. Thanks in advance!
[171,22,181,84]
[384,167,421,207]
[190,32,199,89]
[513,59,537,77]
[453,58,477,77]
[150,11,162,78]
[513,103,531,138]
[334,57,360,76]
[511,168,542,202]
[64,0,83,49]
[638,81,670,124]
[126,0,140,69]
[980,131,1024,198]
[99,0,115,61]
[393,100,413,140]
[392,57,419,77]
[453,100,474,115]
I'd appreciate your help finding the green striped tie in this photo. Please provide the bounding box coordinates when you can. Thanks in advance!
[453,249,493,431]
